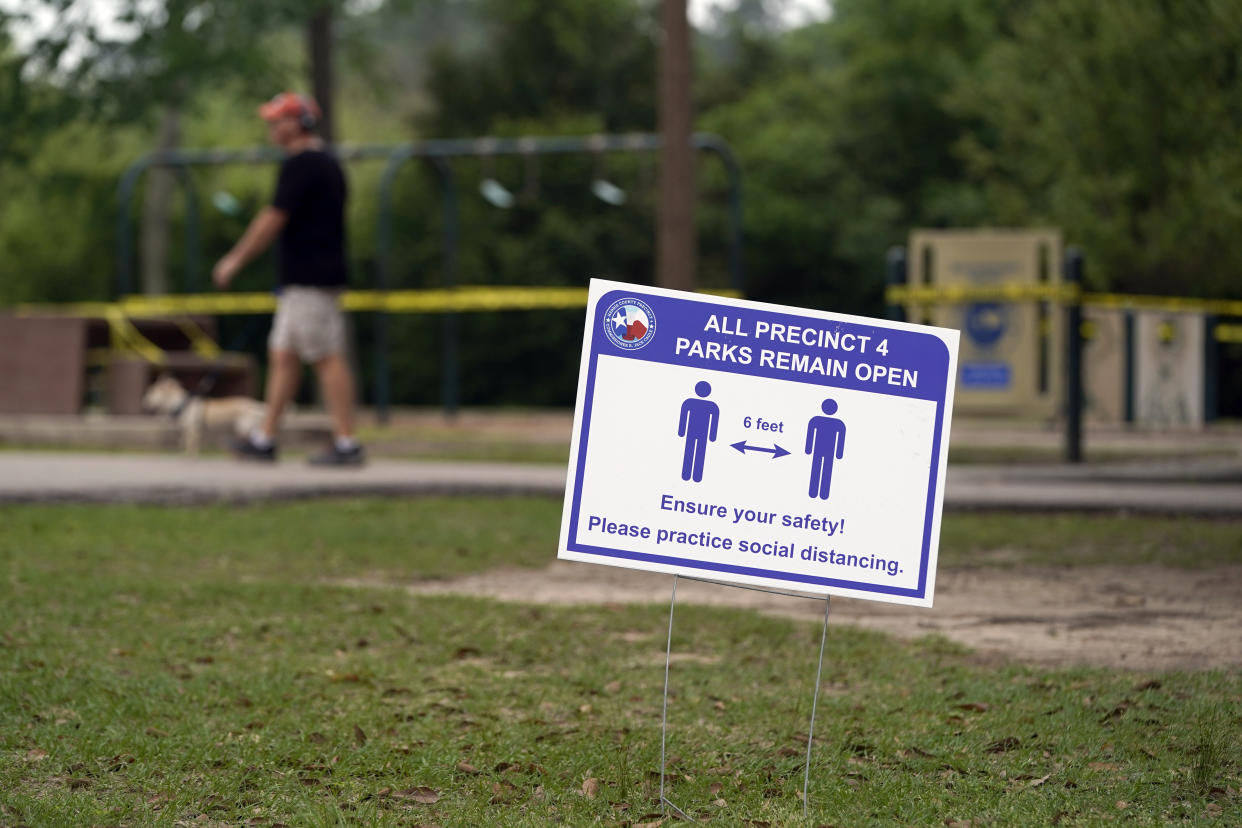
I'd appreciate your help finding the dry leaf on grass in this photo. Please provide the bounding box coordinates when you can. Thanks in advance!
[582,776,600,798]
[455,761,478,774]
[353,724,367,747]
[490,779,520,804]
[985,737,1020,753]
[395,786,440,804]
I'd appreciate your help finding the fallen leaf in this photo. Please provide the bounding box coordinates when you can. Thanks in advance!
[353,725,367,747]
[714,798,727,807]
[582,777,600,798]
[709,782,723,795]
[307,732,327,744]
[604,680,622,694]
[1100,700,1133,722]
[453,647,481,660]
[1088,762,1119,771]
[578,704,592,714]
[1115,800,1129,810]
[714,700,727,711]
[455,761,478,774]
[145,727,167,738]
[945,821,973,828]
[396,786,439,804]
[25,749,47,761]
[326,671,361,683]
[633,820,664,828]
[1134,679,1161,692]
[1028,775,1051,787]
[956,702,990,713]
[985,737,1020,754]
[194,655,214,664]
[490,779,519,804]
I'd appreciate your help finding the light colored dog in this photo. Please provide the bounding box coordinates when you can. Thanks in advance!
[142,373,267,455]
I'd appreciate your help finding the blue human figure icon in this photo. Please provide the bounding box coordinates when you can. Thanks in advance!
[678,381,720,483]
[805,398,846,500]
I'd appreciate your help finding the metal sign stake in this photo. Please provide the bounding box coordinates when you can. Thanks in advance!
[658,575,833,821]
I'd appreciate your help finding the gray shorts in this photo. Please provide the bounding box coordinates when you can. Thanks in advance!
[268,286,346,362]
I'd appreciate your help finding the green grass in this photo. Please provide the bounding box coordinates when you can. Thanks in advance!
[939,512,1242,568]
[1,500,1240,825]
[1,500,1238,584]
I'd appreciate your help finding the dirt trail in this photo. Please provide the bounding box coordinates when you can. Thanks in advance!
[398,562,1242,672]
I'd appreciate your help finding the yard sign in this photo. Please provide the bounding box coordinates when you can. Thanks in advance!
[558,279,959,607]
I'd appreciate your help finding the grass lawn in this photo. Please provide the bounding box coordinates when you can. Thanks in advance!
[1,499,1239,826]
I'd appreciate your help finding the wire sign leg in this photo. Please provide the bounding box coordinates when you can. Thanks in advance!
[659,575,691,820]
[802,595,831,817]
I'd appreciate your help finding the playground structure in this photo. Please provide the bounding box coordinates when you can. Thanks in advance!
[5,133,743,421]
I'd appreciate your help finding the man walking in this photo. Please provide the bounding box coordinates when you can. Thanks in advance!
[213,92,364,466]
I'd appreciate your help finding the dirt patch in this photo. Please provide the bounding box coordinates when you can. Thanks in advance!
[396,562,1242,672]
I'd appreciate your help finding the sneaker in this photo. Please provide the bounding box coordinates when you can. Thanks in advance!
[233,434,277,462]
[309,443,366,467]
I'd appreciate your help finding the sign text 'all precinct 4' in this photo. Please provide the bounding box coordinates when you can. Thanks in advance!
[558,279,960,608]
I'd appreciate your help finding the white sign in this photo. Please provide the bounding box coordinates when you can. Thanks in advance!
[558,280,960,607]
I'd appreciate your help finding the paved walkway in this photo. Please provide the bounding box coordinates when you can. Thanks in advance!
[1,451,1240,514]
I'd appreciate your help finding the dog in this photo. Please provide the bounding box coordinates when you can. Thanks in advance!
[142,373,268,455]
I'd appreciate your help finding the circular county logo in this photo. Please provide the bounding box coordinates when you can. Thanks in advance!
[603,297,657,350]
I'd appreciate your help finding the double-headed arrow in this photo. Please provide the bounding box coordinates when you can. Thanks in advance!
[730,440,790,459]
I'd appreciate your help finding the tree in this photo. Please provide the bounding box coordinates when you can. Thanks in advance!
[956,0,1242,295]
[701,0,1009,311]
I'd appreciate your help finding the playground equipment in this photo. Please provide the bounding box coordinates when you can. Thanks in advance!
[14,133,744,420]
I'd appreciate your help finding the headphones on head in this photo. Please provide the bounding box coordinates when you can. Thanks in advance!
[295,94,319,131]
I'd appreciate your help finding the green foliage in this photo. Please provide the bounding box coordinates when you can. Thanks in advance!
[4,0,1242,404]
[953,0,1242,296]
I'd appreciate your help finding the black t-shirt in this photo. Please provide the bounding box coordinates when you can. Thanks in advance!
[272,149,348,287]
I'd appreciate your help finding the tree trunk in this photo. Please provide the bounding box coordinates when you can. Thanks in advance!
[140,105,181,296]
[657,0,695,291]
[308,6,336,144]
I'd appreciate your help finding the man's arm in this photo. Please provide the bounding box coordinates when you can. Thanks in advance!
[213,207,289,288]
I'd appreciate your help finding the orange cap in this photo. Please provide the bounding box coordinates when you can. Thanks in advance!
[258,92,321,128]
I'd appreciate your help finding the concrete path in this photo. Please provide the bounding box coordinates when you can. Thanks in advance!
[1,451,1240,514]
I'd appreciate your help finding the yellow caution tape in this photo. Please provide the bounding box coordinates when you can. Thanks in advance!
[12,286,743,365]
[885,284,1242,316]
[887,283,1076,304]
[1081,292,1242,317]
[19,285,741,318]
[173,317,222,359]
[1217,323,1242,344]
[104,307,166,364]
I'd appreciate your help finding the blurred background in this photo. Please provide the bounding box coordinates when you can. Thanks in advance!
[1,0,1240,414]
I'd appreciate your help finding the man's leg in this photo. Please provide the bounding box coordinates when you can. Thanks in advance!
[313,352,356,441]
[260,348,301,438]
